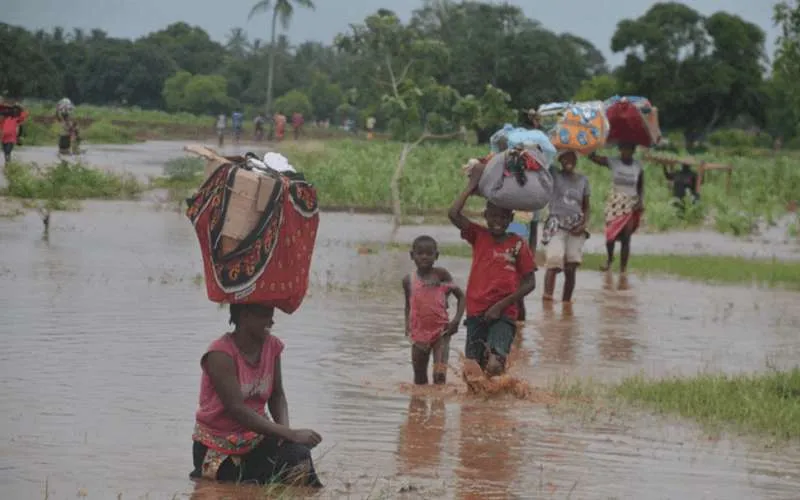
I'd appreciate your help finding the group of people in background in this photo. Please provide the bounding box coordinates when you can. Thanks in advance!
[403,107,650,386]
[216,111,306,147]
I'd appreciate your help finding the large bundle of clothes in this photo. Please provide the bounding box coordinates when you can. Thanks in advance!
[538,101,610,154]
[473,125,556,211]
[537,95,662,151]
[184,146,319,314]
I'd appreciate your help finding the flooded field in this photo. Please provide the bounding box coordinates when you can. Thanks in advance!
[2,201,800,500]
[2,142,800,499]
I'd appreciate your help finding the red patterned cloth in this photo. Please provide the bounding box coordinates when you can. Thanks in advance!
[186,164,319,313]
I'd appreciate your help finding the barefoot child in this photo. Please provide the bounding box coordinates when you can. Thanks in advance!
[402,236,466,385]
[448,177,537,377]
[542,150,591,302]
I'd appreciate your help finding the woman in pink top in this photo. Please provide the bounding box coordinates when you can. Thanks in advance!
[191,304,323,487]
[402,235,466,385]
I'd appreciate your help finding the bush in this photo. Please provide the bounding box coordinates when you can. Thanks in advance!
[83,120,137,144]
[274,90,313,117]
[4,161,143,200]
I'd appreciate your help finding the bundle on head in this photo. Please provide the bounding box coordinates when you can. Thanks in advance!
[505,144,543,187]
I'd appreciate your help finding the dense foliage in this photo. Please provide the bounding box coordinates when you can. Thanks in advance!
[2,0,800,143]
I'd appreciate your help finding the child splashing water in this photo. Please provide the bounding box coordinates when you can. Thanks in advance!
[402,236,466,385]
[448,175,537,379]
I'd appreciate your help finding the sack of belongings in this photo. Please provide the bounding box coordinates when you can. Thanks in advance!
[184,145,319,313]
[56,98,75,120]
[475,147,554,212]
[604,95,661,147]
[547,101,609,155]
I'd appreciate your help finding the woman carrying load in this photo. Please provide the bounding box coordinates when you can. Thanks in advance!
[587,143,644,274]
[190,303,324,487]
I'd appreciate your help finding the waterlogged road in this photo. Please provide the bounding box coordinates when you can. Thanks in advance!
[1,201,800,499]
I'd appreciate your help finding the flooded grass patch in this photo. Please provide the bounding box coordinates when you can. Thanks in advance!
[616,369,800,440]
[4,161,143,200]
[371,242,800,290]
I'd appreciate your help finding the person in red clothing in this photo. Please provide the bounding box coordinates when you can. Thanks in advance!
[190,303,323,487]
[448,175,537,376]
[291,112,304,140]
[1,105,28,164]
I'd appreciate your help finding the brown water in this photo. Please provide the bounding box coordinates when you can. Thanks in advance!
[2,201,800,500]
[3,142,800,499]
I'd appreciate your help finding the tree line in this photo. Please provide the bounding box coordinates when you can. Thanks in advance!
[2,0,800,145]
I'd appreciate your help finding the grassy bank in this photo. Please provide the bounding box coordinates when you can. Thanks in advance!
[369,241,800,289]
[22,103,360,146]
[278,140,799,237]
[614,369,800,440]
[3,161,143,201]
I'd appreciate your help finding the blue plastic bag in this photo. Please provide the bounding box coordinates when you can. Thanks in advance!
[489,124,515,153]
[506,128,557,166]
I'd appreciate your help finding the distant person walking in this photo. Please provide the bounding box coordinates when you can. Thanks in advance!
[1,104,28,164]
[274,113,287,142]
[292,112,304,140]
[366,116,376,140]
[232,111,244,145]
[254,115,265,141]
[216,114,227,148]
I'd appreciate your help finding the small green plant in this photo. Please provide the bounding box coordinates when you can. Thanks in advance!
[5,161,143,200]
[163,157,205,183]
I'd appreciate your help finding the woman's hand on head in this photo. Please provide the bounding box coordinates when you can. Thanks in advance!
[289,428,323,448]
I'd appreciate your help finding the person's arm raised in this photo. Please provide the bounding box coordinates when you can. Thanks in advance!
[448,175,479,231]
[587,151,610,167]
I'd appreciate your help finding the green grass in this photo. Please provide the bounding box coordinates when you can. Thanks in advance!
[25,102,212,127]
[615,369,800,440]
[369,241,800,289]
[277,139,800,236]
[4,161,143,200]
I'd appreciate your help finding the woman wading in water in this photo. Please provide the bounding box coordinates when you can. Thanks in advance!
[587,143,644,273]
[190,304,323,487]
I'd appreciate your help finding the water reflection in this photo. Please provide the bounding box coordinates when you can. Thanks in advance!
[4,199,800,499]
[455,403,521,499]
[598,273,639,362]
[536,301,581,364]
[396,395,446,476]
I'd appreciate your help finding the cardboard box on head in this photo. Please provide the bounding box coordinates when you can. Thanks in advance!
[183,144,280,256]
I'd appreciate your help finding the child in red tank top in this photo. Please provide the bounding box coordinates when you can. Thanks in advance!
[402,235,465,385]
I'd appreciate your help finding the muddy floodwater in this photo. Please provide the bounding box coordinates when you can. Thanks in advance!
[2,142,800,499]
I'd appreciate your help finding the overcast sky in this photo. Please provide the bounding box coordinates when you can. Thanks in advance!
[4,0,780,66]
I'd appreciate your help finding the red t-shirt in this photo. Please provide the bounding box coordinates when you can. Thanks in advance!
[461,222,536,319]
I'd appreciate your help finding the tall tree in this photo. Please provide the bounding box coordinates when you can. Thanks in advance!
[248,0,315,115]
[226,28,251,59]
[611,2,766,143]
[772,1,800,138]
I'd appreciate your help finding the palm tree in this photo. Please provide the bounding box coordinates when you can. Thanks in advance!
[248,0,316,115]
[226,28,252,59]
